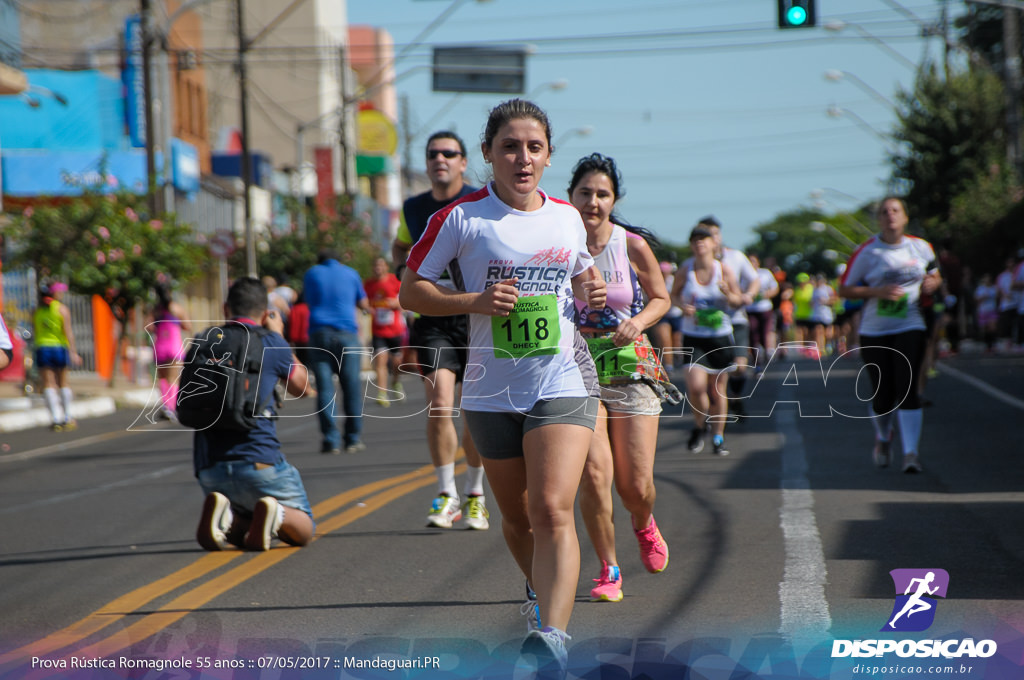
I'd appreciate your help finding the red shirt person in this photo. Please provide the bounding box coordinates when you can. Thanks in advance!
[363,257,406,406]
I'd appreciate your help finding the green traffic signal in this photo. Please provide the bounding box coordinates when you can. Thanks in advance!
[786,6,807,26]
[777,0,816,29]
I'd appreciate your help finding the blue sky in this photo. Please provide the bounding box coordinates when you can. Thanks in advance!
[348,0,957,250]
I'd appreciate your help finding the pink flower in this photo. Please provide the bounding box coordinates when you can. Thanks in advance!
[125,208,139,222]
[110,248,125,261]
[22,207,34,218]
[98,226,110,239]
[96,251,106,265]
[132,244,143,256]
[149,220,163,231]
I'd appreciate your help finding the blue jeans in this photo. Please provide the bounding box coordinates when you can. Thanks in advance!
[309,328,366,449]
[198,459,314,523]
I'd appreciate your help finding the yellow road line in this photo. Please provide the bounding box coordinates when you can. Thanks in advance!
[0,461,464,668]
[70,473,441,659]
[0,552,239,665]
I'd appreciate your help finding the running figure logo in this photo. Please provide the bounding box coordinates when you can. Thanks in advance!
[882,568,949,632]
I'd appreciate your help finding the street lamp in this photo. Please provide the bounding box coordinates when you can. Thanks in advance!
[553,125,594,149]
[824,69,896,109]
[809,220,858,251]
[826,105,889,142]
[809,189,874,238]
[824,19,918,71]
[527,78,568,99]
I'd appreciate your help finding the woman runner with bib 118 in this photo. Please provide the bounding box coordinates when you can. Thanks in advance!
[400,99,606,676]
[570,153,673,604]
[671,225,744,456]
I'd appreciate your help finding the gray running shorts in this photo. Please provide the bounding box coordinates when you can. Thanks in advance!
[464,397,598,460]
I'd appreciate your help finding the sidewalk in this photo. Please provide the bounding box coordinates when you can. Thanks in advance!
[0,373,155,433]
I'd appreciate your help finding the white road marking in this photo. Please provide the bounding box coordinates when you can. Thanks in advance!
[937,362,1024,411]
[777,407,832,640]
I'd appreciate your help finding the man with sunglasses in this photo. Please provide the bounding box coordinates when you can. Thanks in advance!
[392,131,489,531]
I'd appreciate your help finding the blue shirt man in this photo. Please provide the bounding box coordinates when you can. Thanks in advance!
[303,250,370,454]
[305,258,366,334]
[192,276,316,552]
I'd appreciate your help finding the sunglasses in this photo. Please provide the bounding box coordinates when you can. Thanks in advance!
[426,149,463,160]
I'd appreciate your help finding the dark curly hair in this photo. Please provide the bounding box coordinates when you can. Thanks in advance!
[567,152,660,248]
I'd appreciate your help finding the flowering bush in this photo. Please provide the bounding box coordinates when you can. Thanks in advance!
[1,188,209,323]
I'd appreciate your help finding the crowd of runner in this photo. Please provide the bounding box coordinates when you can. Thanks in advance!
[146,97,1024,680]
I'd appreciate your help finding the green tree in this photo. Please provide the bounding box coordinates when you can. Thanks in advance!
[228,196,382,284]
[890,62,1007,237]
[2,186,210,381]
[745,207,869,279]
[954,3,1018,73]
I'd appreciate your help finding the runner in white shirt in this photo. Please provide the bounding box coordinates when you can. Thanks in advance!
[995,255,1020,349]
[745,253,779,369]
[671,225,744,455]
[401,99,606,676]
[701,217,759,416]
[974,273,999,351]
[838,197,941,473]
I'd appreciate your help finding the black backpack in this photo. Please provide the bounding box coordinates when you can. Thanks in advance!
[176,322,275,431]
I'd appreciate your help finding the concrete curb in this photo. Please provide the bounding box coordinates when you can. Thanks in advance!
[0,396,118,433]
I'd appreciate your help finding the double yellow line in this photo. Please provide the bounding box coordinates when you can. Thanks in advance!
[0,461,463,669]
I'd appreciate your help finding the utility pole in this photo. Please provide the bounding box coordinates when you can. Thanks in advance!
[338,44,354,204]
[400,93,413,195]
[235,0,256,276]
[140,0,159,216]
[1004,2,1023,178]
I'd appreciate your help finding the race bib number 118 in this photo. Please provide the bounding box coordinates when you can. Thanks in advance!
[492,294,561,358]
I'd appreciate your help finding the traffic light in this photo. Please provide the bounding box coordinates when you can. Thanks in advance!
[777,0,816,29]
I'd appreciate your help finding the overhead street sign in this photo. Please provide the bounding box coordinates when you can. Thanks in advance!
[432,46,527,94]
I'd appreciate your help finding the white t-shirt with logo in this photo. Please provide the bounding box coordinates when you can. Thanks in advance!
[840,234,937,336]
[996,270,1018,312]
[747,267,779,314]
[407,184,594,413]
[720,247,757,324]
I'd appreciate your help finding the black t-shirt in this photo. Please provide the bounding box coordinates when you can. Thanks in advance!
[401,184,478,244]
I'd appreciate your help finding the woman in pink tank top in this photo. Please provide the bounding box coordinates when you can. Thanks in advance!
[150,283,192,419]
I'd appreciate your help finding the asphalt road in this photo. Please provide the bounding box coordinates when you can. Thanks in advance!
[1,350,1022,680]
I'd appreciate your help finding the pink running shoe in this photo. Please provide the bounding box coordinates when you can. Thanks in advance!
[633,515,669,573]
[590,561,623,602]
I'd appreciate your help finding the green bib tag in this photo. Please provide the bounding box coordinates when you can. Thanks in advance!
[695,308,725,329]
[491,294,561,358]
[877,294,909,319]
[586,337,638,385]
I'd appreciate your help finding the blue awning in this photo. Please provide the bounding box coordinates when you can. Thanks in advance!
[1,149,156,196]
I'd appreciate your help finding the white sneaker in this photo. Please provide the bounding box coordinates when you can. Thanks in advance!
[244,497,282,550]
[901,452,923,474]
[197,492,233,551]
[426,494,462,528]
[520,627,570,679]
[462,495,490,530]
